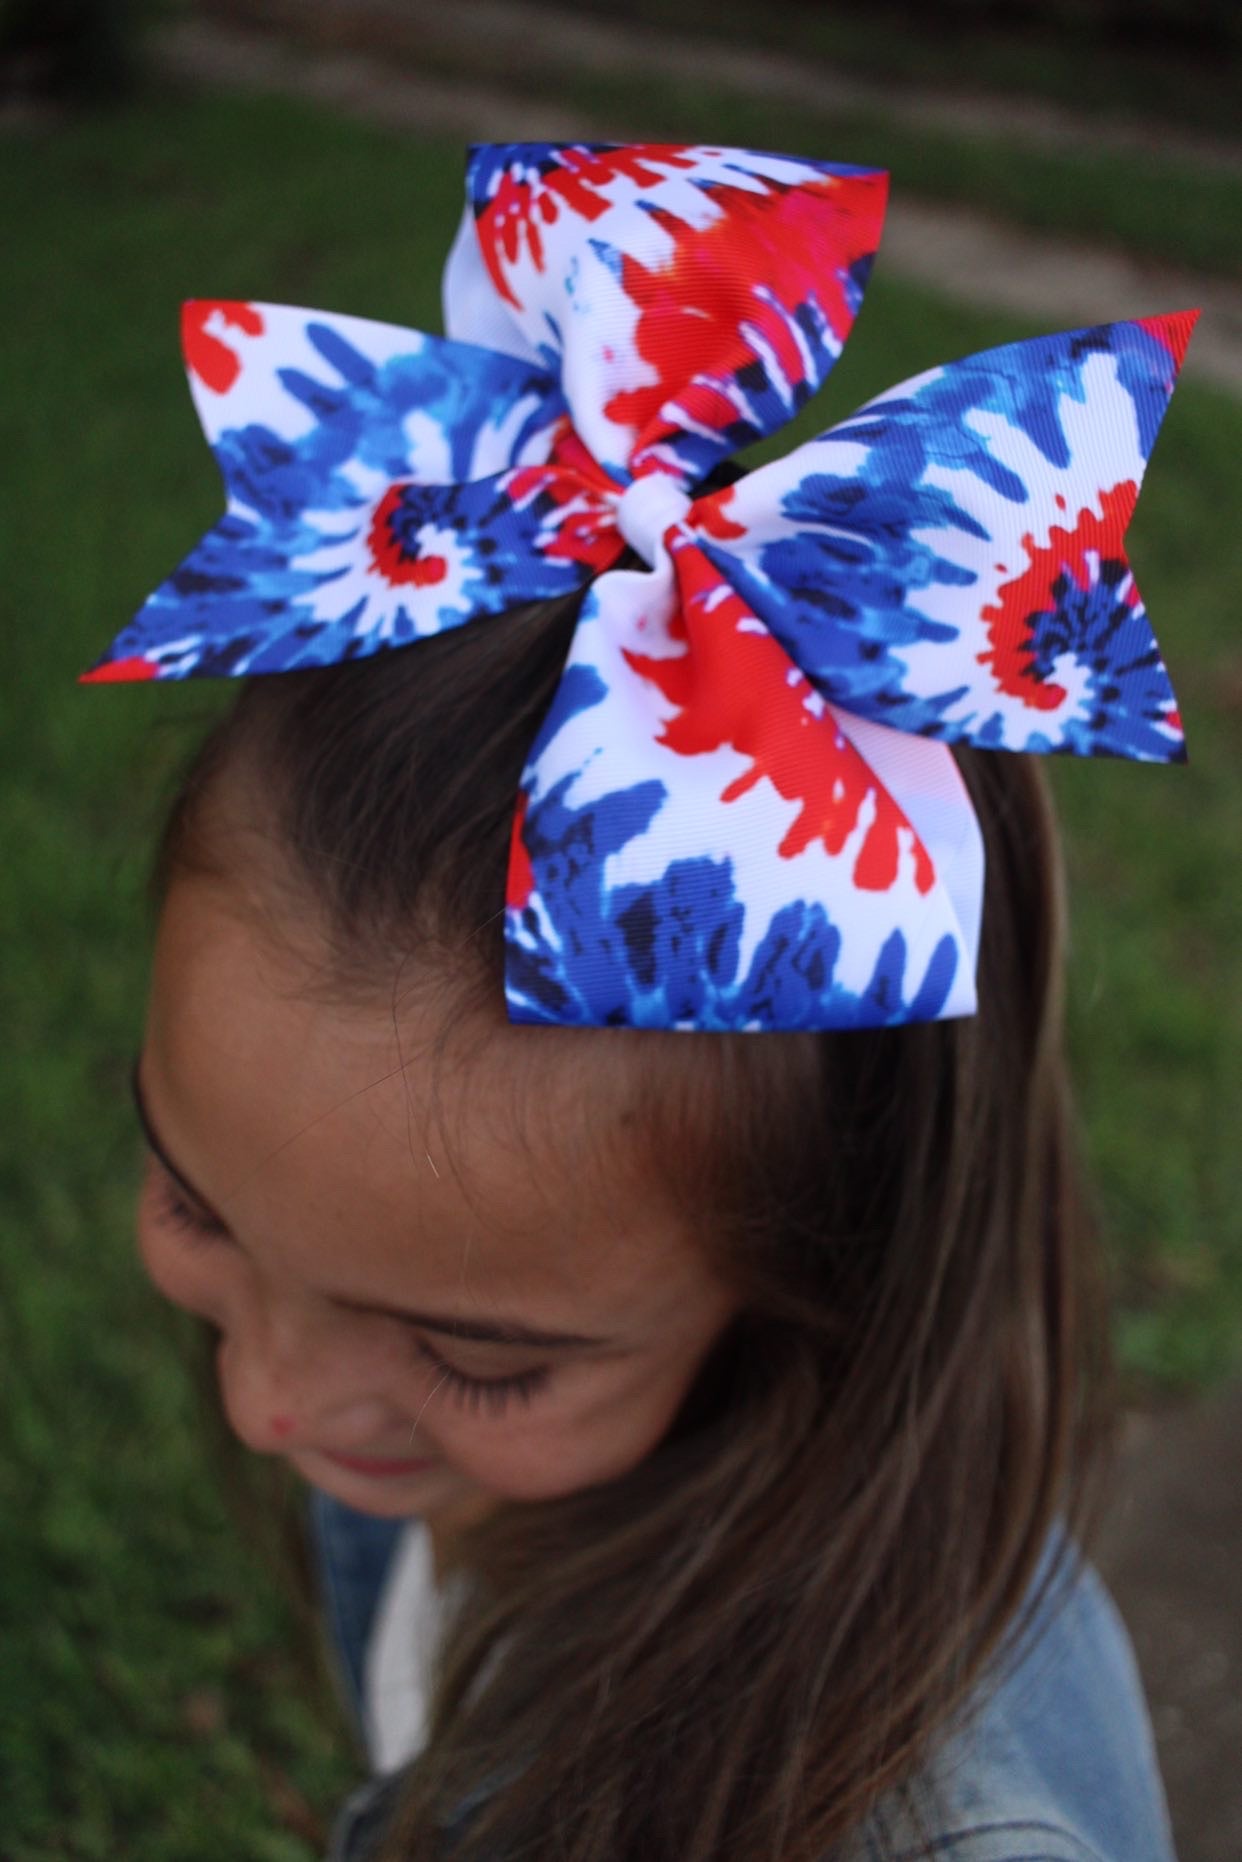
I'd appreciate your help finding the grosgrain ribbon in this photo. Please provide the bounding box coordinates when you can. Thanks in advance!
[614,477,694,564]
[82,142,1196,1032]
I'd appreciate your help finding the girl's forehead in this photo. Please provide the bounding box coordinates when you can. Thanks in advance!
[144,872,710,1320]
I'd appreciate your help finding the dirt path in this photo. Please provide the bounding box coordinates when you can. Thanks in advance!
[1098,1385,1242,1862]
[157,11,1242,396]
[183,0,1242,175]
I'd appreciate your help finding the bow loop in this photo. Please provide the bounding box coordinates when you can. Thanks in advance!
[446,142,888,486]
[83,302,583,678]
[687,312,1196,761]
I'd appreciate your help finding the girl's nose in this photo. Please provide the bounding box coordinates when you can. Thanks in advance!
[213,1303,407,1457]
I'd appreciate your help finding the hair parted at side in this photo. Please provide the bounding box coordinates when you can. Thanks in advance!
[153,586,1113,1862]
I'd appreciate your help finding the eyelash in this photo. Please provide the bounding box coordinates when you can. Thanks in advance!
[151,1173,229,1240]
[414,1343,550,1415]
[148,1169,550,1415]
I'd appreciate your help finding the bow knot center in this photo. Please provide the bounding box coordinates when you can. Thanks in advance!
[615,475,693,566]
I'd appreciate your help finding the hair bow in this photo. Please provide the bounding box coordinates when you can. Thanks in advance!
[84,141,1196,1033]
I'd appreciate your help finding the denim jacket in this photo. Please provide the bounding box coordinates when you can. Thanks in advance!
[309,1491,1177,1862]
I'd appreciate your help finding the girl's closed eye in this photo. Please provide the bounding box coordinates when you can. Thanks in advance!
[149,1163,230,1242]
[415,1340,551,1416]
[146,1155,550,1415]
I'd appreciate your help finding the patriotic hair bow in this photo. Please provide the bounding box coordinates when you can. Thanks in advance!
[85,142,1196,1033]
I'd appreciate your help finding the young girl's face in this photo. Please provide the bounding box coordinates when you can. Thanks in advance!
[135,872,740,1525]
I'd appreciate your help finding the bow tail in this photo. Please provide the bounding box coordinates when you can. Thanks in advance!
[505,536,981,1030]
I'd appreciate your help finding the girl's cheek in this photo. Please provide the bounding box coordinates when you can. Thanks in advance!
[427,1416,574,1500]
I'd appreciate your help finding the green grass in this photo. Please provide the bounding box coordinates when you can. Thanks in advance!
[2,89,1240,1854]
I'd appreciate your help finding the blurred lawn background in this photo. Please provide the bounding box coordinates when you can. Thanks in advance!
[2,3,1240,1854]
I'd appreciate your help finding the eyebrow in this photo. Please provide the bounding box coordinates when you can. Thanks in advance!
[129,1060,611,1352]
[131,1060,229,1220]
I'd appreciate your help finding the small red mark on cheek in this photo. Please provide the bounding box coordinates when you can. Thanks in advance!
[270,1414,296,1438]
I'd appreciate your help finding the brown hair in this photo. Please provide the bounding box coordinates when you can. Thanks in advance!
[155,588,1113,1861]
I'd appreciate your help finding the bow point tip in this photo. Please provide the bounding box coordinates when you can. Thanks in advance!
[1138,309,1200,371]
[79,655,160,685]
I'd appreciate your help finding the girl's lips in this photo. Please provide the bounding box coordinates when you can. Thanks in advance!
[319,1450,437,1478]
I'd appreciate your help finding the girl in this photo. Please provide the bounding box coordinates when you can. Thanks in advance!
[88,143,1188,1861]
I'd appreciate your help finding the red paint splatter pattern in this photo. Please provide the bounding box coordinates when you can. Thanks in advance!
[458,144,886,486]
[367,485,449,587]
[625,539,934,893]
[472,145,698,308]
[507,791,537,910]
[979,481,1151,716]
[607,172,886,473]
[181,301,265,395]
[504,429,626,574]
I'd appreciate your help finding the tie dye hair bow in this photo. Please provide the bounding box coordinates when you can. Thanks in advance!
[85,142,1196,1033]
